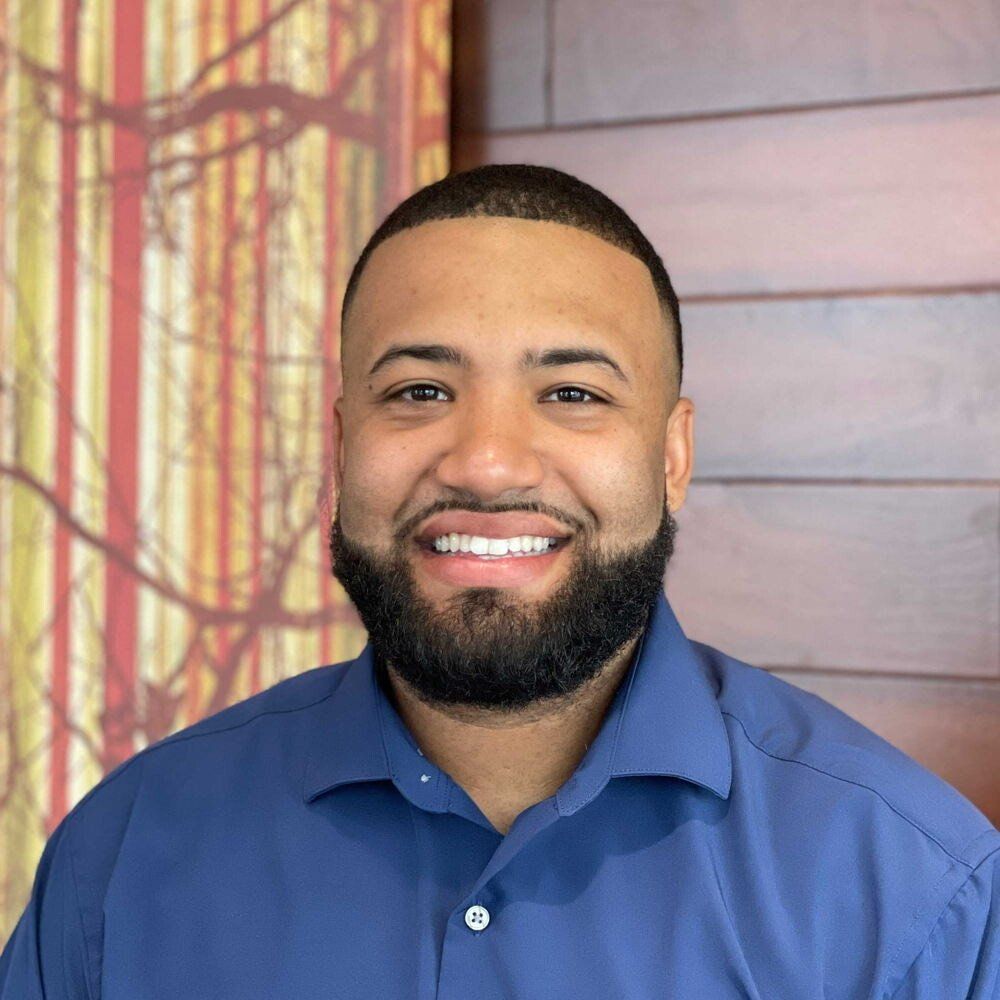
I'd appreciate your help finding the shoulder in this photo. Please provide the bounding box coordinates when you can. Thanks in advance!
[690,640,1000,992]
[3,662,353,997]
[62,659,352,867]
[691,639,999,867]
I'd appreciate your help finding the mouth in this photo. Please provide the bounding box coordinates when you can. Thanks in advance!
[415,534,570,557]
[415,514,571,587]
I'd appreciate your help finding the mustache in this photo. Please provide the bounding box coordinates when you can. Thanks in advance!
[388,494,586,543]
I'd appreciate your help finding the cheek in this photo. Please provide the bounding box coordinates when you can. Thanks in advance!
[560,441,660,536]
[339,434,422,533]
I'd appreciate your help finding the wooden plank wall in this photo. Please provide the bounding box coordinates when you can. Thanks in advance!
[450,1,1000,823]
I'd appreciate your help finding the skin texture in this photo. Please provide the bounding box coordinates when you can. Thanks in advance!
[330,216,695,834]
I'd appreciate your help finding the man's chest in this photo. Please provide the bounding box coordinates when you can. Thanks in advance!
[99,794,888,1000]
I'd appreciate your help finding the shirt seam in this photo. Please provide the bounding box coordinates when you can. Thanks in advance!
[882,842,1000,999]
[720,709,978,867]
[53,684,343,998]
[70,687,341,814]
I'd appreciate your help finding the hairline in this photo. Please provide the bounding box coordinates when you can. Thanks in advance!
[339,216,680,396]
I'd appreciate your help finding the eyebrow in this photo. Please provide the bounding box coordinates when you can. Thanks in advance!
[522,347,630,385]
[366,343,631,385]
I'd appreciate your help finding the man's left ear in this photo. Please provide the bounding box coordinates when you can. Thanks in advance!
[663,396,695,513]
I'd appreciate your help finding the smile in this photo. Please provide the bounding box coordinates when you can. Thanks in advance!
[423,533,566,558]
[415,534,569,587]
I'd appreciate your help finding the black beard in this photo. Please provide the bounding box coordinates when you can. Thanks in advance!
[328,497,678,713]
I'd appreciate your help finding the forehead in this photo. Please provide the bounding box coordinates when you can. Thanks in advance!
[342,216,664,372]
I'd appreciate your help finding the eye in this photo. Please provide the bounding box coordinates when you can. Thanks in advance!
[386,383,450,404]
[543,386,606,405]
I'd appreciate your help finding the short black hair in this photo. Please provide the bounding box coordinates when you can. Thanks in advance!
[340,162,683,390]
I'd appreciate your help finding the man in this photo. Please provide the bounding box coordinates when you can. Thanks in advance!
[1,164,997,998]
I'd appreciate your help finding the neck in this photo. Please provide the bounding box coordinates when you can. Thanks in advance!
[380,634,642,834]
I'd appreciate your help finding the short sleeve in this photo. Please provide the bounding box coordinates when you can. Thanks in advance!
[886,845,1000,999]
[0,814,93,999]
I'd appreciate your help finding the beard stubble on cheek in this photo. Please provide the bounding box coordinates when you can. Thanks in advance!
[327,497,678,712]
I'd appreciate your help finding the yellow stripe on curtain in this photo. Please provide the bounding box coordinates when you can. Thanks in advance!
[0,0,451,935]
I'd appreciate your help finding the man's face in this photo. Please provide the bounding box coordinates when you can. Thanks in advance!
[329,216,694,712]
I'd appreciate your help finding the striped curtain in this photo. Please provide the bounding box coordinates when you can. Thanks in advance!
[0,0,450,934]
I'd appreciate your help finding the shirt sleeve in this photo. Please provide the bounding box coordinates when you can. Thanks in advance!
[0,814,94,1000]
[885,845,1000,999]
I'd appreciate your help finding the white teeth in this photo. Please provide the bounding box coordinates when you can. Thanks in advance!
[430,533,561,556]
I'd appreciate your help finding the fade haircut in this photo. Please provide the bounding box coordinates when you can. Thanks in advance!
[340,162,683,391]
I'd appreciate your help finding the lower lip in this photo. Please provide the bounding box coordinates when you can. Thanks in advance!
[415,542,567,588]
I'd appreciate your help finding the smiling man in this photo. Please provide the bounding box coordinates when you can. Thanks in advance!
[327,195,685,838]
[2,164,998,999]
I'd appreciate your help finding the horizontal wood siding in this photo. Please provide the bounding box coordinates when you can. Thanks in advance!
[552,0,1000,124]
[454,95,1000,296]
[668,483,998,678]
[682,294,1000,479]
[451,0,1000,824]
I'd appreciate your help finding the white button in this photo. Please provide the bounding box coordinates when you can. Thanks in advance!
[417,748,424,756]
[420,774,430,783]
[464,904,490,931]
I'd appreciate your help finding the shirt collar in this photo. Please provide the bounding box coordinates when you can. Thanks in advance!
[302,588,732,811]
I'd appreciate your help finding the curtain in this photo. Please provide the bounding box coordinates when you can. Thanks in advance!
[0,0,450,934]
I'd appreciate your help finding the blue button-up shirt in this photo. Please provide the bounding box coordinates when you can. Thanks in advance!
[2,589,998,998]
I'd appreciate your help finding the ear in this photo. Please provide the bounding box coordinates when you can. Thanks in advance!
[664,397,695,513]
[332,395,346,500]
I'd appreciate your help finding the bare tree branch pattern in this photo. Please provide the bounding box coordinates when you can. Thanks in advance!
[0,0,450,934]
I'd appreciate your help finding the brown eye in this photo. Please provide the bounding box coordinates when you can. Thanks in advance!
[389,384,449,403]
[544,386,605,404]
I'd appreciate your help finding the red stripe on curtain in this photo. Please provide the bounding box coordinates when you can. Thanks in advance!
[103,0,146,768]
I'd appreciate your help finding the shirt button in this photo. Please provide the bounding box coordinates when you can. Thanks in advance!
[420,774,431,783]
[464,904,490,932]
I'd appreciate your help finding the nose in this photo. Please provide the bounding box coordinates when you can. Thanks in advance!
[433,390,545,500]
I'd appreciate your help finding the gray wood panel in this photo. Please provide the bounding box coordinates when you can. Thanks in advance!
[449,0,1000,835]
[452,94,1000,296]
[552,0,1000,125]
[665,483,999,677]
[452,0,548,133]
[681,293,1000,479]
[767,669,1000,825]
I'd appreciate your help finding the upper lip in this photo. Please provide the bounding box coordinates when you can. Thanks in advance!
[415,512,573,545]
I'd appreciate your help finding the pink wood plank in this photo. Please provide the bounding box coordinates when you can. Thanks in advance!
[453,94,1000,296]
[552,0,1000,125]
[667,483,999,677]
[680,292,1000,478]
